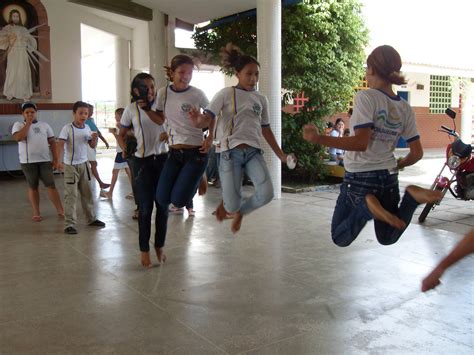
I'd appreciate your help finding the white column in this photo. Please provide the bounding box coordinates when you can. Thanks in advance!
[257,0,282,199]
[461,80,473,144]
[148,10,167,88]
[115,37,130,108]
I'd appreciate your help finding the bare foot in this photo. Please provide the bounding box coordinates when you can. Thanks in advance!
[57,210,65,218]
[231,212,243,234]
[406,185,442,204]
[32,215,43,222]
[215,201,227,222]
[154,247,167,265]
[104,191,112,199]
[366,194,406,230]
[140,252,153,268]
[198,178,208,196]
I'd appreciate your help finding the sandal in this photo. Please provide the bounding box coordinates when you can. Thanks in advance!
[32,215,43,222]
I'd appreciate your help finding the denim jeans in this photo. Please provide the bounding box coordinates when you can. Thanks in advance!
[133,154,168,252]
[331,170,419,247]
[156,148,208,208]
[219,147,274,215]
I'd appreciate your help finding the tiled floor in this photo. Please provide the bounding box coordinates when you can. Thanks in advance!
[0,153,472,354]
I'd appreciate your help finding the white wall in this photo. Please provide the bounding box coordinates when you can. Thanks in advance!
[131,21,150,73]
[42,0,134,102]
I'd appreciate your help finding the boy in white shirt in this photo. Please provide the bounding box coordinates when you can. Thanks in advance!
[57,101,105,234]
[12,102,64,221]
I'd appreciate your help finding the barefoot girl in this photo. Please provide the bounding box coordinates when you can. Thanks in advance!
[303,45,441,247]
[190,43,293,233]
[120,73,168,267]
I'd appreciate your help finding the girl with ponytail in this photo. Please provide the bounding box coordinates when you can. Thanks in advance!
[190,43,294,234]
[303,45,442,247]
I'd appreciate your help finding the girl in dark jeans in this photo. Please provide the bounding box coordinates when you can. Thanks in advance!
[303,45,442,247]
[154,55,213,219]
[120,73,169,267]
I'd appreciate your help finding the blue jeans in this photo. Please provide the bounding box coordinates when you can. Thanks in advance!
[219,147,274,215]
[156,148,208,208]
[133,155,168,251]
[331,170,419,247]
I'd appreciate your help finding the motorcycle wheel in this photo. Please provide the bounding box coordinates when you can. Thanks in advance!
[418,187,444,223]
[418,202,435,223]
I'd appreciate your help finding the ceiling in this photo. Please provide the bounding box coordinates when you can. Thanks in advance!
[132,0,257,24]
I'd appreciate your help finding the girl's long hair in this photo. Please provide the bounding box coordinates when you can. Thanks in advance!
[220,43,259,73]
[164,54,194,81]
[367,45,406,85]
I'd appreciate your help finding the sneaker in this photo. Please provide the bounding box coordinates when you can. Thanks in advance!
[89,219,106,227]
[169,205,184,215]
[187,208,195,217]
[64,226,78,234]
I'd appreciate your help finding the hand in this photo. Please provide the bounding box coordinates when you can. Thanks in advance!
[159,132,169,143]
[200,136,213,153]
[91,132,98,140]
[189,107,202,127]
[105,142,110,149]
[122,151,126,159]
[397,157,405,171]
[136,99,150,111]
[52,160,60,171]
[56,162,64,172]
[421,267,444,292]
[303,124,320,144]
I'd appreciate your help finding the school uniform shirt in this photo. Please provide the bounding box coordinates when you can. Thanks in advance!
[328,129,344,156]
[205,86,270,152]
[12,120,54,164]
[121,102,167,158]
[154,85,209,146]
[344,88,419,173]
[58,123,93,165]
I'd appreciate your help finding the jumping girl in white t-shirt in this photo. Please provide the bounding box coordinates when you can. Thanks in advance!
[190,43,294,233]
[303,45,442,247]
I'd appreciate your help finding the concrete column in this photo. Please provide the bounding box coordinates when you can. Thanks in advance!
[115,37,130,108]
[461,80,473,144]
[148,10,167,88]
[257,0,282,198]
[165,16,180,66]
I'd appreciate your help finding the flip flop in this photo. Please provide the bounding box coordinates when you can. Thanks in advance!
[32,215,43,222]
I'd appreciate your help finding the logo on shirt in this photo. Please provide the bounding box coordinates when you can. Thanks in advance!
[252,103,262,116]
[33,127,41,134]
[376,109,401,129]
[181,103,192,112]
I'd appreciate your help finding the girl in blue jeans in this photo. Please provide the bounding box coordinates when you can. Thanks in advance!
[303,45,441,247]
[155,55,213,221]
[190,43,293,233]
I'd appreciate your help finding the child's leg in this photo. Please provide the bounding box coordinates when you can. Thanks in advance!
[156,151,183,206]
[240,150,274,215]
[219,149,244,214]
[168,150,208,208]
[125,167,132,186]
[21,163,41,218]
[38,161,63,215]
[27,187,41,219]
[374,184,442,245]
[153,154,168,264]
[77,163,97,224]
[331,171,388,247]
[63,164,80,228]
[105,169,120,198]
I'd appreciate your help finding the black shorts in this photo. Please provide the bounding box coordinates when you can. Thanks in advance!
[21,162,56,188]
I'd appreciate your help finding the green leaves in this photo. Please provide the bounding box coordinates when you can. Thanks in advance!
[193,0,368,182]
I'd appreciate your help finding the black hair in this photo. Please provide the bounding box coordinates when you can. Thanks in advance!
[115,108,125,115]
[335,118,344,125]
[130,73,155,102]
[348,108,353,116]
[73,101,89,113]
[220,43,259,73]
[21,102,37,112]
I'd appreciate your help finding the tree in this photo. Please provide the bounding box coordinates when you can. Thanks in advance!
[193,0,368,182]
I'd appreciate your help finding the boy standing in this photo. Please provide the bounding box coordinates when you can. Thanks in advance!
[57,101,105,234]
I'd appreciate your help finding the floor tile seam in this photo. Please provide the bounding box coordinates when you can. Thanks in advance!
[68,244,229,354]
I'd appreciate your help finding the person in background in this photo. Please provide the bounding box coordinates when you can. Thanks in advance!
[12,102,64,221]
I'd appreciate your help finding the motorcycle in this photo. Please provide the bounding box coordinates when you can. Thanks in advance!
[418,108,474,223]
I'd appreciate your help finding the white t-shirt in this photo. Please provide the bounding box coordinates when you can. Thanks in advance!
[12,121,54,164]
[58,123,93,165]
[121,102,167,158]
[205,87,270,152]
[154,85,209,146]
[328,129,343,156]
[344,89,419,173]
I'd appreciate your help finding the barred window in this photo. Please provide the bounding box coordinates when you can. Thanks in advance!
[429,75,451,114]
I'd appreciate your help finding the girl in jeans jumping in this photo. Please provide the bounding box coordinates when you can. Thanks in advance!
[303,45,442,247]
[190,43,293,233]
